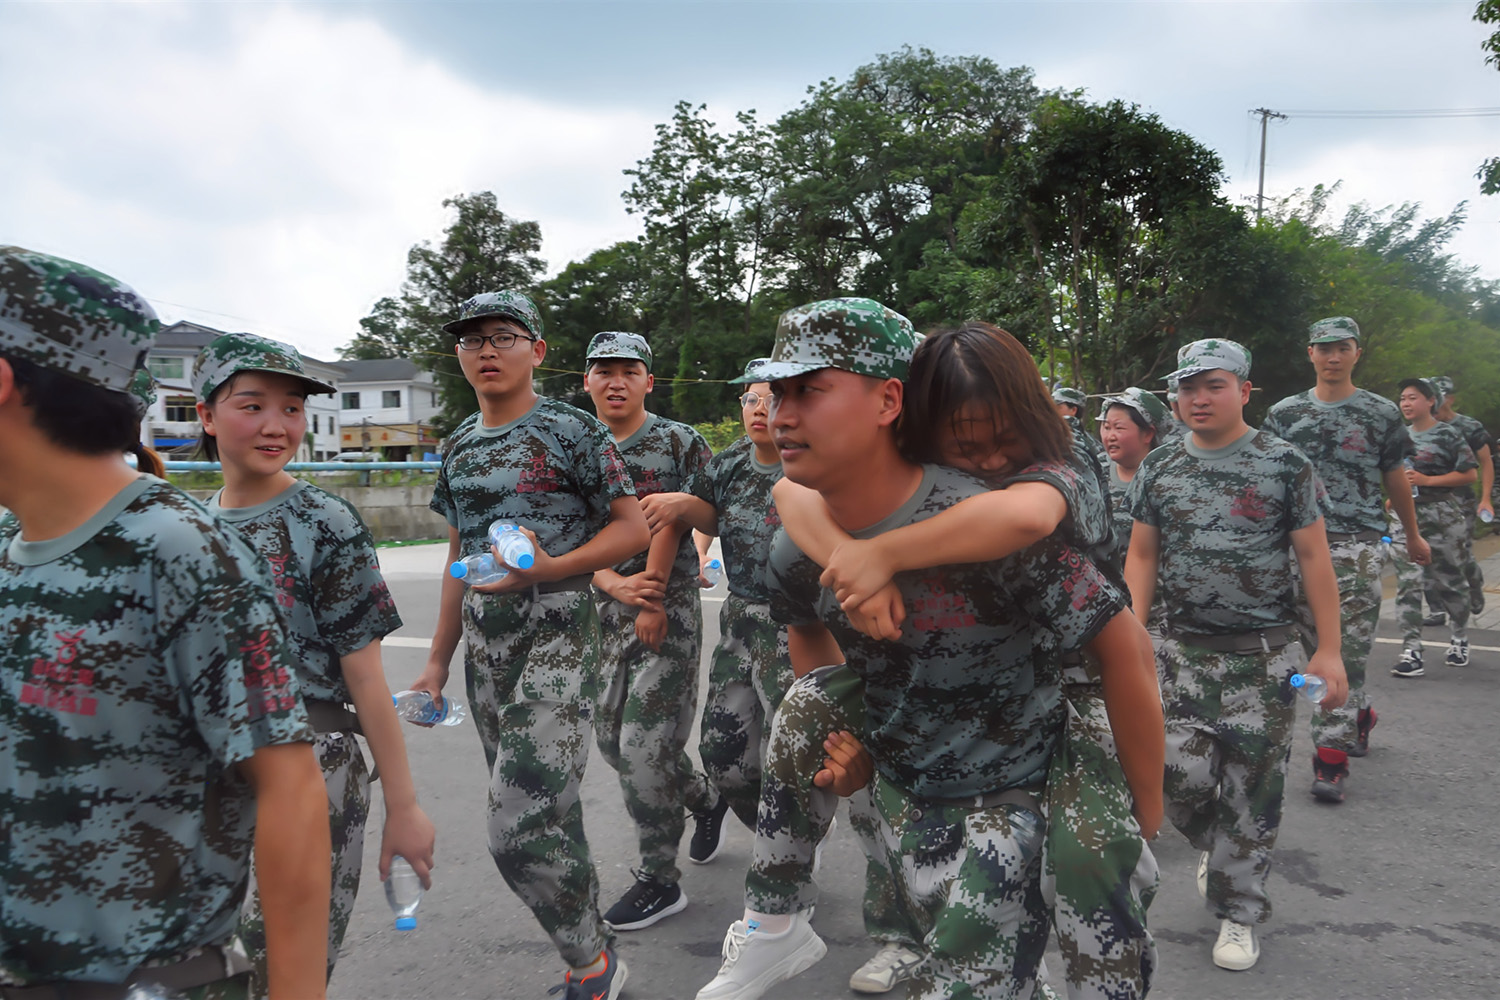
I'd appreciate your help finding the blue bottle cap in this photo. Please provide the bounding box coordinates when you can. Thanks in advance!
[449,561,469,579]
[1289,673,1306,688]
[514,551,535,570]
[709,559,722,569]
[1380,536,1392,544]
[395,916,417,931]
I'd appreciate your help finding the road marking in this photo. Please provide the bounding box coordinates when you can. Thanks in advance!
[1373,636,1500,654]
[382,596,728,649]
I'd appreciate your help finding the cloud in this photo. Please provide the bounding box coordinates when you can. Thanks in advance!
[0,3,657,359]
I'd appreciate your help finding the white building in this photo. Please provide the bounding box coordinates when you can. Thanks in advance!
[141,321,345,459]
[335,358,441,460]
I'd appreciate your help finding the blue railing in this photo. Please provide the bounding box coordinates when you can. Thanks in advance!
[164,462,441,471]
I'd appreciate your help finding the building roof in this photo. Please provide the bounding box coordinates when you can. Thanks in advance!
[152,321,343,373]
[337,357,424,382]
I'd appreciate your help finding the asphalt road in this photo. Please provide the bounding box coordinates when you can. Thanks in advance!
[327,542,1500,1000]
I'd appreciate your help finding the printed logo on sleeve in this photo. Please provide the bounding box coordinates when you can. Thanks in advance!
[371,580,397,615]
[240,629,297,720]
[1058,549,1102,611]
[21,629,98,716]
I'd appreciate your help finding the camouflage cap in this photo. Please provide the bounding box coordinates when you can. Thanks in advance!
[192,332,337,402]
[1051,385,1087,408]
[758,297,919,382]
[729,356,774,385]
[128,367,158,419]
[1399,377,1441,407]
[0,246,160,392]
[1307,316,1360,344]
[1429,375,1454,398]
[585,331,653,370]
[1099,386,1169,428]
[1164,338,1251,381]
[442,290,544,338]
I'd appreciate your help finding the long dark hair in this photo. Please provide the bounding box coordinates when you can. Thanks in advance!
[898,323,1071,467]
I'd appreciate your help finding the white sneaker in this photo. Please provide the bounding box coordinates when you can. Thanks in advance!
[695,913,828,1000]
[1212,918,1259,970]
[1196,852,1208,899]
[848,943,922,994]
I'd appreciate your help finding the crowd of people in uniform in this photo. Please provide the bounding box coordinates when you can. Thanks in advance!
[0,242,1492,1000]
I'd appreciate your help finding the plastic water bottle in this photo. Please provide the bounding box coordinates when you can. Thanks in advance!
[393,689,467,727]
[1289,672,1327,706]
[1481,508,1495,524]
[701,558,723,589]
[1403,458,1419,498]
[1379,535,1396,568]
[384,856,423,931]
[487,520,536,571]
[450,553,508,587]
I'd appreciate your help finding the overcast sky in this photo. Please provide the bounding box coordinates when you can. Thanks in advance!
[3,0,1496,361]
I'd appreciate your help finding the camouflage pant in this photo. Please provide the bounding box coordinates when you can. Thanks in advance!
[238,729,369,997]
[1392,498,1470,652]
[742,664,911,947]
[463,587,610,969]
[870,772,1051,1000]
[1439,493,1485,615]
[1294,537,1380,751]
[1159,638,1300,925]
[593,585,713,884]
[1041,687,1158,1000]
[698,595,795,832]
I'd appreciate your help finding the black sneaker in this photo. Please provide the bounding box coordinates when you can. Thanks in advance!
[1446,637,1470,667]
[603,869,688,931]
[1311,750,1348,804]
[1422,611,1447,627]
[549,945,628,1000]
[1391,649,1424,678]
[1350,707,1378,757]
[689,796,731,865]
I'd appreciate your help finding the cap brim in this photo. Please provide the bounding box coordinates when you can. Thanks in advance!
[585,353,651,368]
[756,360,832,381]
[1307,333,1358,344]
[443,312,534,336]
[206,366,337,399]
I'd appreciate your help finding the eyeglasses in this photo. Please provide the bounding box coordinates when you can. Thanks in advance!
[739,392,768,408]
[457,332,535,351]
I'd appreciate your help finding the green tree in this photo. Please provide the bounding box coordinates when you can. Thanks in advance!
[1476,1,1500,193]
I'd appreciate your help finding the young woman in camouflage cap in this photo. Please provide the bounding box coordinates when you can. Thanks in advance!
[193,331,436,998]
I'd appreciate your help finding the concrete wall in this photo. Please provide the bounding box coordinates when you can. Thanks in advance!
[185,483,449,542]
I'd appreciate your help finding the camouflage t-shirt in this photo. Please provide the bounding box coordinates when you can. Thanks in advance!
[1065,413,1110,477]
[1261,388,1410,535]
[607,413,713,585]
[1128,429,1325,635]
[767,464,1126,799]
[1107,461,1136,566]
[430,397,635,574]
[1407,420,1477,499]
[1005,424,1118,584]
[1444,413,1491,458]
[688,435,782,602]
[0,476,310,985]
[210,480,402,704]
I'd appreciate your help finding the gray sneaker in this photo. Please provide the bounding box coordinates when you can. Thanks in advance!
[849,943,922,994]
[695,913,827,1000]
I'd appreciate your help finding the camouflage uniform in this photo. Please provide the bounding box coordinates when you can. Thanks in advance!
[429,397,635,968]
[687,434,796,831]
[1063,412,1111,476]
[765,464,1128,998]
[210,480,402,994]
[1129,425,1325,925]
[591,412,717,884]
[1390,420,1477,654]
[1262,387,1408,752]
[0,478,311,993]
[1437,401,1490,615]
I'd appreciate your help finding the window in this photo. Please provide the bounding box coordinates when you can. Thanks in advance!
[313,415,320,434]
[342,392,360,409]
[383,389,401,408]
[147,356,183,380]
[164,395,196,423]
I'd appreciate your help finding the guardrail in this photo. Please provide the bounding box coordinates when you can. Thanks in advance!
[164,462,442,471]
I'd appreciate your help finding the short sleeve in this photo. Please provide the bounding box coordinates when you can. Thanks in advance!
[429,460,457,526]
[309,500,403,656]
[1376,409,1411,472]
[1002,535,1126,653]
[1455,441,1478,474]
[765,528,823,628]
[1127,459,1163,529]
[1285,453,1325,532]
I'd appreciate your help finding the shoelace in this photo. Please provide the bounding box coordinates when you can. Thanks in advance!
[716,924,749,974]
[1223,922,1254,949]
[621,868,666,908]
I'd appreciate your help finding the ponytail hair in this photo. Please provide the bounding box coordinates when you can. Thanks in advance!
[131,441,167,478]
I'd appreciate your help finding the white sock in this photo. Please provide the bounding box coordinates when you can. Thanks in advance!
[743,909,792,935]
[570,951,607,977]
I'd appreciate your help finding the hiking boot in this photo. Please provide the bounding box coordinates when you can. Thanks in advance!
[689,796,731,865]
[1212,919,1259,971]
[1311,749,1349,804]
[1422,611,1447,627]
[695,913,827,1000]
[549,946,628,1000]
[848,943,922,994]
[1196,852,1208,899]
[1446,637,1470,667]
[1350,707,1378,757]
[1391,649,1424,678]
[603,870,688,931]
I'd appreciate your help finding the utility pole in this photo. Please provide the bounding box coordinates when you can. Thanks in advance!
[1252,107,1287,222]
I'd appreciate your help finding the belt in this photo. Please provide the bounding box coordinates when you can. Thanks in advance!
[1326,530,1383,543]
[539,574,592,594]
[1413,487,1460,503]
[305,698,360,734]
[924,786,1043,814]
[2,945,252,1000]
[1168,624,1298,654]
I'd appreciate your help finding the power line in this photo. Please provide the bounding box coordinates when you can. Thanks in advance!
[1278,107,1500,119]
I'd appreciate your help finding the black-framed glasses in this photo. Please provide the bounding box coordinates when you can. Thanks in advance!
[457,332,535,351]
[739,391,768,408]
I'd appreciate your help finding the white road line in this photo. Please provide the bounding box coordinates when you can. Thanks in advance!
[1373,636,1500,654]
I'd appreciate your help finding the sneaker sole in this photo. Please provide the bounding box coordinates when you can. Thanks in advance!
[1212,948,1260,971]
[1347,745,1369,758]
[695,934,828,1000]
[604,890,689,931]
[1311,781,1344,804]
[1391,668,1424,678]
